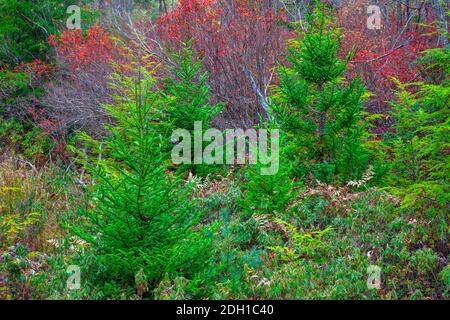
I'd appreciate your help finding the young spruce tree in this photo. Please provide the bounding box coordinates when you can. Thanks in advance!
[163,45,223,133]
[273,2,369,184]
[72,73,214,296]
[162,45,223,175]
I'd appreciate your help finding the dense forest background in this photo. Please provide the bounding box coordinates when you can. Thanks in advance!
[0,0,448,300]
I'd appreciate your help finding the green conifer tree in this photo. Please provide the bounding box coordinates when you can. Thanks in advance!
[71,75,214,295]
[163,45,223,133]
[387,46,449,216]
[162,45,224,175]
[273,2,369,184]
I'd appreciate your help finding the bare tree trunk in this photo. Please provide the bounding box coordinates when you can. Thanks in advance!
[397,0,403,30]
[405,0,411,32]
[242,66,271,121]
[159,0,167,14]
[317,84,326,163]
[382,3,390,29]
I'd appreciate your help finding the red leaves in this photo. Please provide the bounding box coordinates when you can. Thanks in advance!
[353,29,435,99]
[29,107,57,136]
[260,252,275,263]
[157,0,221,45]
[47,34,58,46]
[156,0,289,126]
[158,0,288,66]
[14,59,55,81]
[48,26,113,72]
[335,1,439,115]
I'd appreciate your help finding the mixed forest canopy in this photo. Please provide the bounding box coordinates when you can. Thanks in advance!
[0,0,448,300]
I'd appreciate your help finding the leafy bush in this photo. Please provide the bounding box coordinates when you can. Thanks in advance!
[267,217,333,262]
[240,161,296,217]
[410,248,438,276]
[0,117,53,159]
[438,265,450,299]
[386,47,449,217]
[0,158,84,299]
[0,188,40,251]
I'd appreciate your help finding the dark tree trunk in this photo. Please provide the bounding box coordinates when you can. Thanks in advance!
[397,0,403,30]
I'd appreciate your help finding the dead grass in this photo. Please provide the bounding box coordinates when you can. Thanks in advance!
[0,155,84,251]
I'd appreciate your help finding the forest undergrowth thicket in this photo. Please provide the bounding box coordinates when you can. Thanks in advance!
[0,0,448,300]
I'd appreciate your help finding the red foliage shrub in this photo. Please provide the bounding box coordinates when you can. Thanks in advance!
[45,26,118,137]
[352,29,436,107]
[48,26,114,72]
[28,106,69,163]
[336,1,438,117]
[15,59,55,83]
[156,0,290,128]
